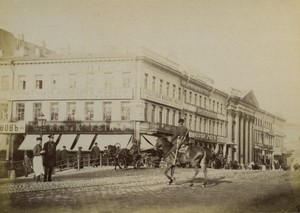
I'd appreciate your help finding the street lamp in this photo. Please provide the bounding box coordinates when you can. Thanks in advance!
[37,112,46,137]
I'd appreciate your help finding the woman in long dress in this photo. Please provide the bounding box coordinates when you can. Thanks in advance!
[32,137,44,182]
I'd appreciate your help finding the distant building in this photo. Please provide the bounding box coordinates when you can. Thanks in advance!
[0,28,55,58]
[0,46,286,168]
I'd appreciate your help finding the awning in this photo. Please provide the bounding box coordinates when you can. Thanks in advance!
[0,134,8,150]
[95,134,132,150]
[141,135,157,150]
[19,135,39,150]
[73,134,96,151]
[18,134,59,150]
[56,134,77,150]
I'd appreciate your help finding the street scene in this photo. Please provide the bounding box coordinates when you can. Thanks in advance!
[0,166,300,213]
[1,0,300,213]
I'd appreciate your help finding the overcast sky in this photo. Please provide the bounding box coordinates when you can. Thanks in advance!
[1,0,300,129]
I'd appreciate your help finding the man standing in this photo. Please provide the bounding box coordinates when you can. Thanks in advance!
[43,134,56,182]
[32,137,43,182]
[91,143,101,167]
[129,139,139,163]
[60,146,68,170]
[168,119,189,164]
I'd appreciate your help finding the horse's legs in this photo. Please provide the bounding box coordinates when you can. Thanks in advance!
[190,163,199,187]
[201,151,208,187]
[164,164,175,185]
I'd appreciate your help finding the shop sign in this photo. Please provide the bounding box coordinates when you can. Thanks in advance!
[130,101,145,121]
[189,131,217,142]
[27,121,134,134]
[0,122,26,133]
[8,88,133,100]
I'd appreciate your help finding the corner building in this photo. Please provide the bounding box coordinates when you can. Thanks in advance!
[0,48,286,165]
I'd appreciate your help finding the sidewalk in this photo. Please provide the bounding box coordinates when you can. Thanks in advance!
[0,165,115,184]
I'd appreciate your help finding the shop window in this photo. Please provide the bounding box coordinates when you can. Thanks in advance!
[84,102,94,120]
[121,102,130,120]
[50,102,59,121]
[16,103,25,121]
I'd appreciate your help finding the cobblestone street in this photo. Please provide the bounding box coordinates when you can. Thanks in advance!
[0,167,299,213]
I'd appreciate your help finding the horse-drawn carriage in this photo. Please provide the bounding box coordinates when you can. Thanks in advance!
[105,143,142,170]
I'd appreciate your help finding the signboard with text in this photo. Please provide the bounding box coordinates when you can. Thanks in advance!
[0,123,26,133]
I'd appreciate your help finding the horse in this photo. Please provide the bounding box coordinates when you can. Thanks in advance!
[155,136,209,187]
[106,144,140,171]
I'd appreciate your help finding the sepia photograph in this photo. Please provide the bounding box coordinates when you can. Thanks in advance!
[0,0,300,212]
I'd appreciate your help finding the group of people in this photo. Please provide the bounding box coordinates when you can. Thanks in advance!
[32,134,56,182]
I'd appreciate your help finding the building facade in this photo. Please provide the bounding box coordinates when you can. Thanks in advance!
[0,48,286,166]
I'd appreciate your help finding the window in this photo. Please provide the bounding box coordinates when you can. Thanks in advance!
[144,74,148,89]
[199,118,202,132]
[86,73,94,89]
[16,103,25,121]
[220,123,223,136]
[151,105,156,122]
[122,72,131,88]
[84,102,94,120]
[33,103,42,120]
[67,102,76,120]
[35,75,43,89]
[35,80,43,89]
[217,102,219,113]
[212,100,215,112]
[68,74,77,89]
[199,96,202,108]
[103,102,112,121]
[104,73,113,88]
[166,109,170,124]
[194,116,197,131]
[152,77,156,91]
[121,102,130,120]
[1,75,9,91]
[144,103,148,121]
[51,74,59,89]
[189,115,192,129]
[178,87,181,100]
[220,104,223,114]
[204,97,207,109]
[209,99,211,110]
[159,107,163,124]
[189,91,192,103]
[166,82,170,96]
[195,94,198,105]
[0,103,8,121]
[184,90,187,102]
[50,103,59,121]
[172,85,176,98]
[204,119,207,133]
[159,80,163,94]
[18,75,26,90]
[172,110,176,125]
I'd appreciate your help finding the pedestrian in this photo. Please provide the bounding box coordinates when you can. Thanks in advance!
[43,134,56,182]
[23,153,32,177]
[60,146,68,170]
[32,137,44,182]
[76,146,84,169]
[91,143,101,167]
[129,139,139,162]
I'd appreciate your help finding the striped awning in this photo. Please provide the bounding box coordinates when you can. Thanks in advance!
[141,135,157,150]
[18,134,59,150]
[56,134,77,150]
[72,134,96,151]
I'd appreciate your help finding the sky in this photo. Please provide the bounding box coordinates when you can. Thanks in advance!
[1,0,300,147]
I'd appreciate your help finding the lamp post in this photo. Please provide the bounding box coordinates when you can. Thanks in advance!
[37,112,47,137]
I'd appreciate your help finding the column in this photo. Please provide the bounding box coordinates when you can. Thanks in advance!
[244,115,249,164]
[240,113,244,164]
[249,116,254,162]
[227,146,232,162]
[234,112,240,162]
[227,110,233,143]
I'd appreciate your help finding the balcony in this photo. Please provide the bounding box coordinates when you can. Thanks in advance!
[140,88,182,109]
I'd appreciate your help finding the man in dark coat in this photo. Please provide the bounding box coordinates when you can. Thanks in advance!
[60,146,68,169]
[91,143,101,167]
[168,118,189,164]
[43,134,56,182]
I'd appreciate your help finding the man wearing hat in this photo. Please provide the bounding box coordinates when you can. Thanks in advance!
[168,118,189,164]
[32,137,43,182]
[91,143,101,167]
[42,134,56,182]
[60,146,68,170]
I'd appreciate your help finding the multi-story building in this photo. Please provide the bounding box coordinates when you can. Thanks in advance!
[0,48,286,166]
